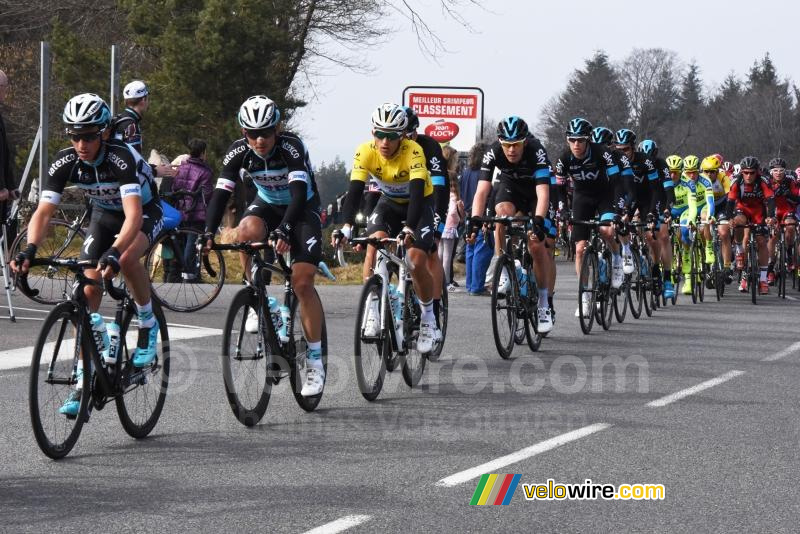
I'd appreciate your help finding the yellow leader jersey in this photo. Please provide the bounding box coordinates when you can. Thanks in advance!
[350,139,433,203]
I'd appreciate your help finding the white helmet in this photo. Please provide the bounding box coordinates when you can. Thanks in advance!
[371,103,408,132]
[123,80,149,99]
[733,163,742,175]
[62,93,111,130]
[238,95,280,129]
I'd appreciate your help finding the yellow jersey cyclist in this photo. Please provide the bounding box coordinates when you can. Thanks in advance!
[700,154,733,277]
[202,95,326,397]
[336,103,440,353]
[671,155,715,295]
[11,93,165,415]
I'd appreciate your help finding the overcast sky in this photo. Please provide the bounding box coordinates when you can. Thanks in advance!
[292,0,799,167]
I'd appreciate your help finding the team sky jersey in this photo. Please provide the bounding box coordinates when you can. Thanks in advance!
[479,137,551,188]
[42,138,158,211]
[672,175,715,219]
[350,138,432,203]
[627,150,661,214]
[413,134,446,188]
[216,132,316,206]
[111,108,143,155]
[555,143,634,210]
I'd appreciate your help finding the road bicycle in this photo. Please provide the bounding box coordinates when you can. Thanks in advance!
[20,259,169,459]
[733,223,765,305]
[214,241,328,426]
[573,219,617,335]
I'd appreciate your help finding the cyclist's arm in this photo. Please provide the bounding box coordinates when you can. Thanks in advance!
[725,181,738,219]
[763,181,776,219]
[203,141,246,235]
[24,201,59,247]
[278,139,313,227]
[686,181,698,222]
[662,166,676,208]
[404,179,427,229]
[426,141,449,223]
[112,194,144,252]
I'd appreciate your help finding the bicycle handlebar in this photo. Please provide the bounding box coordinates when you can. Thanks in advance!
[210,241,291,274]
[16,258,127,301]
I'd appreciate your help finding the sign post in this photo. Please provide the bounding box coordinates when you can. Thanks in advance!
[402,86,484,153]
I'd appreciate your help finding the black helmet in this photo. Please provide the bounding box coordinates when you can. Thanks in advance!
[402,106,420,133]
[768,157,787,169]
[590,126,613,145]
[497,116,529,142]
[739,156,760,170]
[566,117,592,137]
[614,128,636,146]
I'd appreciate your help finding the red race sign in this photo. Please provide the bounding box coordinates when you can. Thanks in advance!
[424,120,460,142]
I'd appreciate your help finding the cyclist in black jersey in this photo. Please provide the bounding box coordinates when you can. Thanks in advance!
[555,118,634,316]
[467,116,553,333]
[637,139,676,289]
[202,95,325,396]
[12,93,164,414]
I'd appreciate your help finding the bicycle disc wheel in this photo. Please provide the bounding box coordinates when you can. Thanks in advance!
[29,302,90,459]
[146,228,226,312]
[116,299,170,438]
[401,282,427,387]
[221,287,273,426]
[289,290,328,411]
[354,276,387,401]
[12,221,86,305]
[490,256,516,358]
[428,279,448,361]
[578,250,597,335]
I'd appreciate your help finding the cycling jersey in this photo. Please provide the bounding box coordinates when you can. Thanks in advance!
[672,174,714,220]
[480,136,551,215]
[627,151,661,217]
[43,139,158,211]
[412,133,449,233]
[555,142,634,210]
[769,176,800,220]
[216,132,317,205]
[703,171,731,210]
[111,108,143,155]
[350,138,432,202]
[726,175,775,224]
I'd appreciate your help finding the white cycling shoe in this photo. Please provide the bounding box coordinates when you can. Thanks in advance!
[611,259,625,289]
[363,298,379,337]
[301,365,325,397]
[417,321,437,353]
[622,251,635,275]
[537,307,553,333]
[245,308,259,334]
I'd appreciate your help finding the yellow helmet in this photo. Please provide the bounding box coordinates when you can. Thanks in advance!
[666,155,683,172]
[701,155,722,172]
[683,155,700,172]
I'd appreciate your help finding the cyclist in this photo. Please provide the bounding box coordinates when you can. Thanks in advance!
[662,155,685,299]
[202,95,325,396]
[336,103,439,353]
[11,93,164,415]
[638,139,676,294]
[673,155,714,296]
[766,157,799,284]
[727,156,776,295]
[467,116,553,332]
[555,118,634,317]
[700,155,732,277]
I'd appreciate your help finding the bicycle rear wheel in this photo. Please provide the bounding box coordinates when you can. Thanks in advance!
[115,299,170,438]
[613,282,628,323]
[599,251,614,331]
[628,252,643,319]
[522,265,542,351]
[146,228,226,312]
[29,302,90,459]
[749,238,758,305]
[578,250,597,335]
[354,276,387,401]
[427,279,448,361]
[402,283,427,387]
[221,287,273,426]
[778,237,787,299]
[12,221,86,305]
[490,256,516,358]
[289,290,328,411]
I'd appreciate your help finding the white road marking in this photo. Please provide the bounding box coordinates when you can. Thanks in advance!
[762,341,800,362]
[785,295,798,301]
[0,324,222,370]
[646,370,745,407]
[436,423,612,488]
[301,515,372,534]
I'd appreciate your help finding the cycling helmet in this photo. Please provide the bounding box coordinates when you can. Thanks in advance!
[700,155,721,172]
[565,117,593,137]
[739,156,760,170]
[122,80,149,99]
[711,153,724,164]
[62,93,111,130]
[722,161,733,173]
[238,95,280,129]
[682,155,700,172]
[638,139,658,158]
[371,103,408,132]
[402,106,420,132]
[665,155,683,172]
[768,157,787,169]
[497,116,529,141]
[614,128,636,146]
[590,126,614,145]
[733,163,742,175]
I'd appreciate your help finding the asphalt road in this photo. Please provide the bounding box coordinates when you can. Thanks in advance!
[1,262,799,533]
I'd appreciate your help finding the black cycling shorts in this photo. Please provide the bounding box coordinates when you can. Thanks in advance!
[80,201,163,261]
[366,195,436,253]
[571,191,615,242]
[242,195,322,265]
[493,180,538,216]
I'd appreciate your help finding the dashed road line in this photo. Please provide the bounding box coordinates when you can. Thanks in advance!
[301,515,372,534]
[646,370,745,407]
[762,341,800,362]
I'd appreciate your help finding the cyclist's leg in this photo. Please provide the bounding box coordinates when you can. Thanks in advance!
[78,207,117,312]
[718,213,732,270]
[570,192,597,278]
[288,203,324,345]
[363,196,393,281]
[237,197,270,283]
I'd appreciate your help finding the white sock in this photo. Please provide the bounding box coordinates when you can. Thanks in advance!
[760,267,768,282]
[420,299,435,323]
[136,301,156,328]
[538,288,548,304]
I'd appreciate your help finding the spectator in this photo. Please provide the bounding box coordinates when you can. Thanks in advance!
[461,142,493,295]
[171,139,213,282]
[0,69,20,242]
[439,146,464,290]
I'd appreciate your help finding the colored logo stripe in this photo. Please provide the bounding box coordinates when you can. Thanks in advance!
[470,474,521,505]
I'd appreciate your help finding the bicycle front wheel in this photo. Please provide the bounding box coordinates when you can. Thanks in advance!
[628,252,643,319]
[12,221,86,305]
[289,290,328,412]
[490,256,516,358]
[221,287,273,426]
[578,249,597,335]
[427,279,448,362]
[402,282,427,387]
[115,299,170,438]
[146,228,226,312]
[354,276,387,401]
[29,302,90,459]
[749,239,758,305]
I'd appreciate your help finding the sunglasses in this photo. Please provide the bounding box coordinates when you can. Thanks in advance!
[244,127,276,139]
[567,137,588,144]
[741,170,757,176]
[373,130,403,141]
[67,130,103,142]
[704,169,718,174]
[499,139,524,148]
